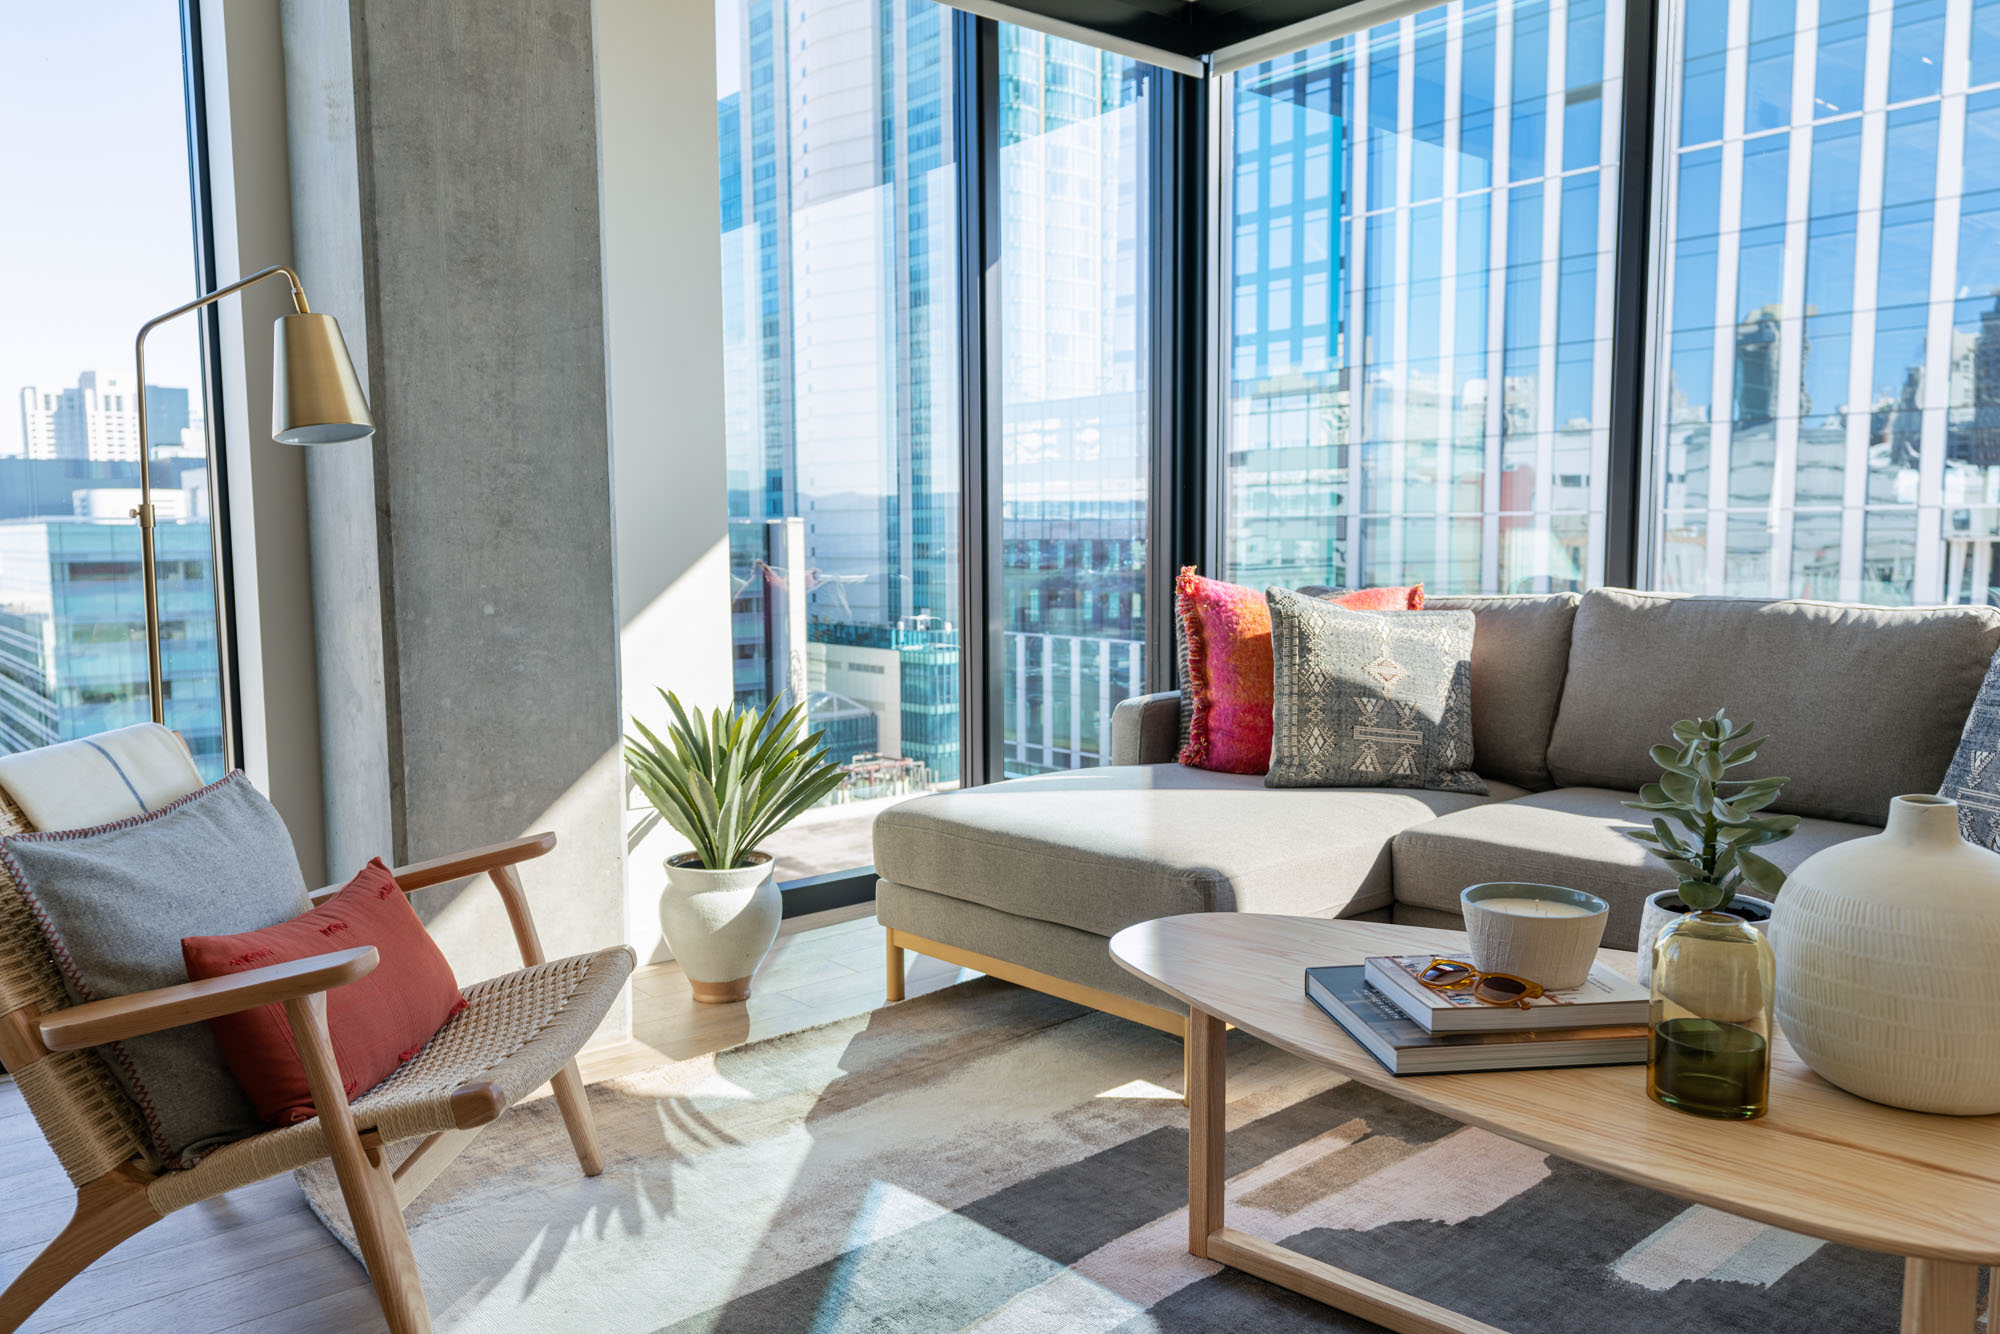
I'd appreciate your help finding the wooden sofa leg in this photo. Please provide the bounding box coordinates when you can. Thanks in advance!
[550,1061,604,1177]
[286,994,433,1334]
[886,934,906,1003]
[0,1164,159,1332]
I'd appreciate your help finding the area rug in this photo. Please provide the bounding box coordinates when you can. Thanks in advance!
[299,978,1908,1332]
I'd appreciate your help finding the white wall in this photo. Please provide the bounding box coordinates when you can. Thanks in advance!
[198,0,329,881]
[594,0,736,964]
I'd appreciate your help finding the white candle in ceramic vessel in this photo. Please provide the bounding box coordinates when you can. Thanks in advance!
[1475,896,1596,918]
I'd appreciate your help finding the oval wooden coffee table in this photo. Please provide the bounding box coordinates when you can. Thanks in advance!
[1111,913,2000,1334]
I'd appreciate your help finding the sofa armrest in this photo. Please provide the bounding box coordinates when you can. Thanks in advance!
[1110,691,1184,766]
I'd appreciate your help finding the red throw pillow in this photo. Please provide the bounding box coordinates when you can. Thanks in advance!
[1177,568,1423,774]
[182,858,466,1125]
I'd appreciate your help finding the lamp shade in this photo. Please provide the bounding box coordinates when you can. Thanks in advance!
[271,311,374,445]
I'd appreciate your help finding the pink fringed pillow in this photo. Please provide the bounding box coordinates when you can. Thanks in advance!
[1176,568,1424,774]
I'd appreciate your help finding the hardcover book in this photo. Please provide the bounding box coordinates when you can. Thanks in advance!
[1363,954,1649,1033]
[1305,965,1648,1075]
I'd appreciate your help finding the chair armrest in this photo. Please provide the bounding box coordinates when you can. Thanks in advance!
[308,831,557,904]
[1110,691,1184,765]
[38,946,379,1052]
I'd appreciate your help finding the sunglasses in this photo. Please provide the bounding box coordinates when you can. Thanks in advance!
[1415,957,1546,1008]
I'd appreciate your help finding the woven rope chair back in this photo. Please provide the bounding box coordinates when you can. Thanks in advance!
[0,790,154,1182]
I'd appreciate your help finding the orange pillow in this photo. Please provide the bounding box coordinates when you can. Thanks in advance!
[1177,569,1425,774]
[182,858,465,1125]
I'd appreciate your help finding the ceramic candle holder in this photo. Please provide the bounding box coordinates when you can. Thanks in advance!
[1461,882,1610,991]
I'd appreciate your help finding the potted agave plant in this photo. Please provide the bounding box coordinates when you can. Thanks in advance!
[625,690,845,1003]
[1623,707,1797,983]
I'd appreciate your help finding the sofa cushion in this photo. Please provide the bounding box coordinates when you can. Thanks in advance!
[873,763,1522,938]
[1423,593,1579,791]
[1390,787,1877,949]
[1547,589,2000,825]
[1265,590,1483,794]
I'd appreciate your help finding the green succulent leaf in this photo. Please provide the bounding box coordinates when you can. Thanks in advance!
[1678,878,1726,911]
[1737,849,1788,896]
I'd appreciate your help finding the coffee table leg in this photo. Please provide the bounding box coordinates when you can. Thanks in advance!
[1901,1258,1981,1333]
[1187,1007,1226,1260]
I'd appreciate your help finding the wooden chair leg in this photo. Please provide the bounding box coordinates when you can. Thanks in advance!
[550,1060,604,1177]
[0,1164,159,1332]
[286,993,432,1334]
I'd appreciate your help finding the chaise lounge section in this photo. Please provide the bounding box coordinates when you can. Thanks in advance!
[875,588,2000,1032]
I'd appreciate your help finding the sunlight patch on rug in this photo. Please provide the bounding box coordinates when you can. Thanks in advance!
[1095,1079,1182,1101]
[1615,1205,1827,1291]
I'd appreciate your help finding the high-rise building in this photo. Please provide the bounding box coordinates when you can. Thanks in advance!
[1653,0,2000,604]
[1220,2,1621,599]
[718,0,962,781]
[15,373,196,463]
[0,518,223,773]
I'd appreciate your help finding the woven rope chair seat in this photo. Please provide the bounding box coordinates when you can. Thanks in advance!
[148,945,633,1215]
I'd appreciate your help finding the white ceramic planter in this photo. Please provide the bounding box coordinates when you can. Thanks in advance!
[1635,889,1774,987]
[660,851,781,1003]
[1770,794,2000,1115]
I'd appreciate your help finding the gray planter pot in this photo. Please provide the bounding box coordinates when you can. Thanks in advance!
[1635,888,1774,987]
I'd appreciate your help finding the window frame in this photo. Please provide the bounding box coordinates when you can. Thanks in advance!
[180,0,248,770]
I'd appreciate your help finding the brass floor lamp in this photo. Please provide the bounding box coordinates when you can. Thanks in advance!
[131,264,373,729]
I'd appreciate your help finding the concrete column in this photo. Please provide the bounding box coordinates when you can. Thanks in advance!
[280,0,627,1029]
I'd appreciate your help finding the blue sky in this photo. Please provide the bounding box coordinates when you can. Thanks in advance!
[0,3,206,440]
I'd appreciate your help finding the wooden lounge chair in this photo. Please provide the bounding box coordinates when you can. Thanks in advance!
[0,787,634,1334]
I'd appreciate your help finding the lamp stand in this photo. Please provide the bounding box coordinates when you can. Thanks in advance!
[131,265,312,727]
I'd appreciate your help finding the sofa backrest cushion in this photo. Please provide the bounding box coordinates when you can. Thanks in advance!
[1423,593,1580,791]
[1547,589,2000,824]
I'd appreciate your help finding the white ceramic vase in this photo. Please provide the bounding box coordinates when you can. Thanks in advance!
[1769,794,2000,1115]
[660,851,781,1003]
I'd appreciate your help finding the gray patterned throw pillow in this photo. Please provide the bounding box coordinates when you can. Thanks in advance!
[1943,648,2000,849]
[1264,587,1485,794]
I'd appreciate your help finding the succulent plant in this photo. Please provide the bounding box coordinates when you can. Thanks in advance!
[625,690,846,871]
[1623,708,1797,913]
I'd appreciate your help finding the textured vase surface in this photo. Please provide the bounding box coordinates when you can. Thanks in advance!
[661,852,781,1000]
[1770,794,2000,1115]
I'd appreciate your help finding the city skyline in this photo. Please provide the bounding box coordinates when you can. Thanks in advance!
[0,6,207,446]
[0,5,224,776]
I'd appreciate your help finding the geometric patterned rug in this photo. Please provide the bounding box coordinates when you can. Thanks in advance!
[299,978,1909,1332]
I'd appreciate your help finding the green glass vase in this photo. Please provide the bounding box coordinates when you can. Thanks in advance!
[1647,910,1776,1120]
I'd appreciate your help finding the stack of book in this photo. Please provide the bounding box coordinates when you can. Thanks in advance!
[1304,954,1650,1075]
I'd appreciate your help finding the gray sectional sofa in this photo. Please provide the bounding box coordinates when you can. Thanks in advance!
[873,588,2000,1032]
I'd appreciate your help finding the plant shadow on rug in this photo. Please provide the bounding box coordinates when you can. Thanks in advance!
[298,978,1910,1333]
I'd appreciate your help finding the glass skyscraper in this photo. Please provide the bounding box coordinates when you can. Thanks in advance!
[1653,0,2000,606]
[1221,1,1624,597]
[717,0,963,787]
[714,4,1159,790]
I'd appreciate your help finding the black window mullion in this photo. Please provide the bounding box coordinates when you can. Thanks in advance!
[1146,66,1210,696]
[178,0,245,769]
[954,12,1004,786]
[1606,0,1664,589]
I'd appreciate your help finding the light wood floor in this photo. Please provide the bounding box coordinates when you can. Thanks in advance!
[0,907,979,1333]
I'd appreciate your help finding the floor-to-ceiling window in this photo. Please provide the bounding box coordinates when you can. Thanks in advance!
[996,26,1154,775]
[0,5,227,777]
[1218,0,1625,595]
[715,0,962,878]
[1649,0,2000,604]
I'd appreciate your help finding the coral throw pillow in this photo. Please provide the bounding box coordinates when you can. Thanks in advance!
[1176,568,1424,774]
[182,858,466,1126]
